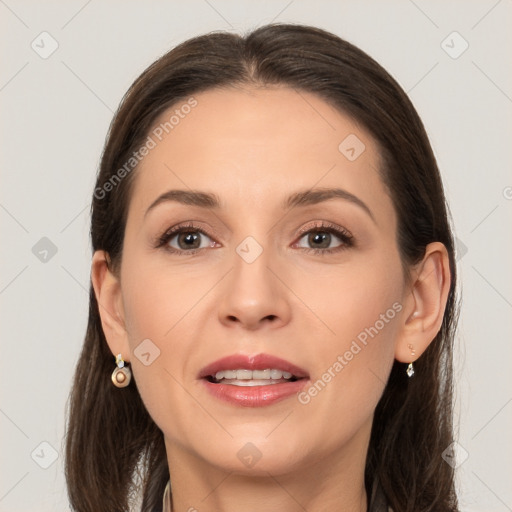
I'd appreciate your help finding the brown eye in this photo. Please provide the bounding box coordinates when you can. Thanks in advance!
[173,231,204,250]
[293,222,354,255]
[157,223,217,255]
[303,231,335,249]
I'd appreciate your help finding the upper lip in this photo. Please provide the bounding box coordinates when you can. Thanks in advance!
[198,353,309,379]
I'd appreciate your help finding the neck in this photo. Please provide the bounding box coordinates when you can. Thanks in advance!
[164,428,370,512]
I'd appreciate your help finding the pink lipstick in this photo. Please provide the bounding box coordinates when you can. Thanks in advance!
[198,353,310,407]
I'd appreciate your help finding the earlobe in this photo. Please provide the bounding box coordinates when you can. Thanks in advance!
[395,242,451,364]
[91,250,131,362]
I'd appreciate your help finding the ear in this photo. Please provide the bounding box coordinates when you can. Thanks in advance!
[91,250,131,363]
[395,242,451,363]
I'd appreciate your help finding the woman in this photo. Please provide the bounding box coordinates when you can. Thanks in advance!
[64,23,459,511]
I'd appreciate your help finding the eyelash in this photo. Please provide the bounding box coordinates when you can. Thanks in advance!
[155,221,354,256]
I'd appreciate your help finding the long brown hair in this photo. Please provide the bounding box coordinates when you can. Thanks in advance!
[64,23,460,511]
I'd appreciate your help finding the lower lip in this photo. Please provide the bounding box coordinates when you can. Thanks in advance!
[201,379,309,407]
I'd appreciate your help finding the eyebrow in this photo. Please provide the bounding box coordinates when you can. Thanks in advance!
[144,187,375,222]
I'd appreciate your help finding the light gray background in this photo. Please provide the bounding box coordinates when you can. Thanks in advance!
[1,1,511,511]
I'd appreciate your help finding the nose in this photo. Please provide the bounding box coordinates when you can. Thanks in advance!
[217,243,292,331]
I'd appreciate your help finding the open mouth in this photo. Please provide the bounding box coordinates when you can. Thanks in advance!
[205,368,304,386]
[198,353,309,406]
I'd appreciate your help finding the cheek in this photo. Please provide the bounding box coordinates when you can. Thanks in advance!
[120,255,201,339]
[118,252,219,436]
[294,255,402,418]
[301,253,403,348]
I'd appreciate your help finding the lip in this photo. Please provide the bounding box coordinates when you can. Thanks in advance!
[198,353,310,408]
[198,353,309,379]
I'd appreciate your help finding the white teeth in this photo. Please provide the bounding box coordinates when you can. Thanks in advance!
[270,369,281,379]
[252,369,270,379]
[236,369,253,380]
[212,369,295,381]
[227,379,282,387]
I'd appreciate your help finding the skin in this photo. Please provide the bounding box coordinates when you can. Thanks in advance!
[92,86,451,512]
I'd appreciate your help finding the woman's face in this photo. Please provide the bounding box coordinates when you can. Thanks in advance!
[115,86,407,476]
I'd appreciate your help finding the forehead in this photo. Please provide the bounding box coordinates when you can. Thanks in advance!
[128,86,393,224]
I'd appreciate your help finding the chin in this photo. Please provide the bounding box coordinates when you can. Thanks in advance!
[194,436,312,477]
